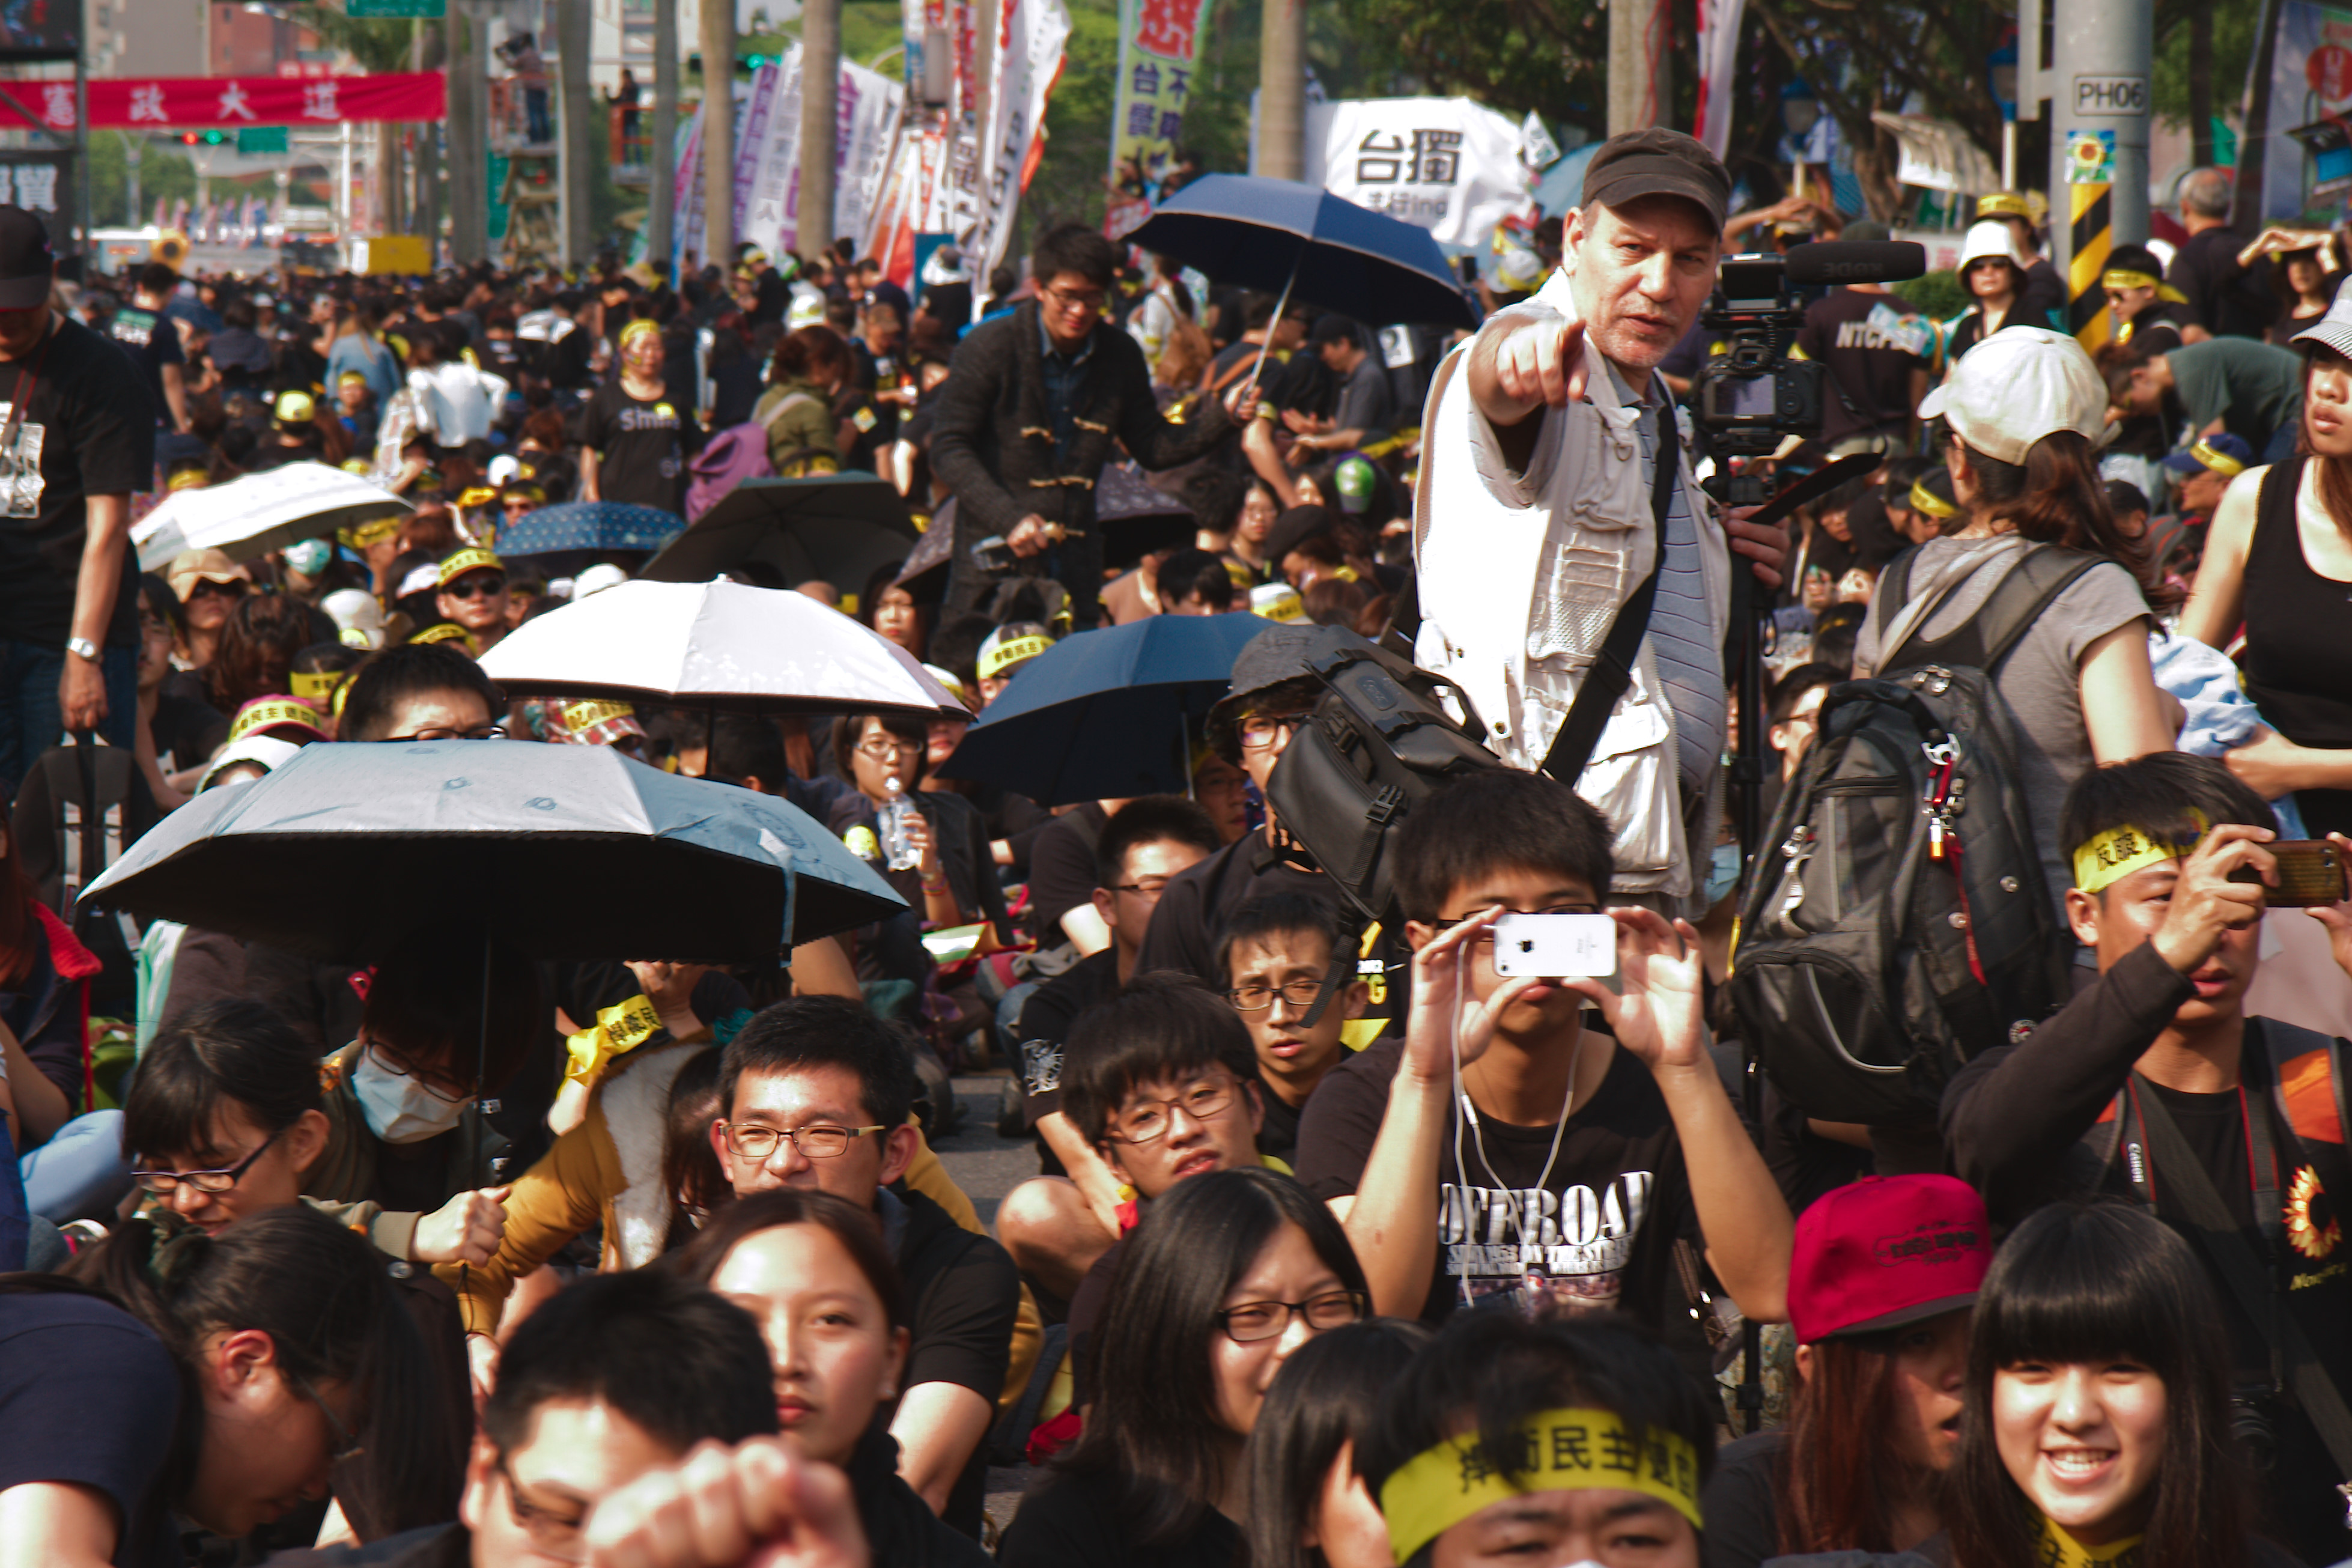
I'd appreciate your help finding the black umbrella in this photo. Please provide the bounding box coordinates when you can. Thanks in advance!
[641,474,923,591]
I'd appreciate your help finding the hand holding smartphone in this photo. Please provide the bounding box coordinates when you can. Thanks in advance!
[1490,913,1618,979]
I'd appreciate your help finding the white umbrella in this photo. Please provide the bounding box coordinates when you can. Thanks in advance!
[477,578,970,718]
[132,461,412,572]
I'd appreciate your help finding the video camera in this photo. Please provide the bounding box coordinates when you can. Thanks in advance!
[1692,240,1928,466]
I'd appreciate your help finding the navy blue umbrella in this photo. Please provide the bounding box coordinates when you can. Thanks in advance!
[1127,174,1480,331]
[941,614,1275,804]
[499,501,685,558]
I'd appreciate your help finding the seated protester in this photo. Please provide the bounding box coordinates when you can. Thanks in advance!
[822,711,1012,991]
[1938,1201,2300,1568]
[1699,1175,1986,1568]
[1137,624,1399,1049]
[1016,797,1223,1169]
[1218,892,1368,1165]
[1356,1308,1718,1568]
[310,923,537,1219]
[541,958,753,1137]
[665,1190,992,1567]
[706,997,1022,1534]
[0,1208,453,1560]
[1296,768,1794,1353]
[1,818,109,1223]
[1101,547,1241,622]
[1242,1317,1432,1568]
[265,1268,783,1566]
[338,640,505,743]
[1940,752,2352,1564]
[127,999,506,1268]
[997,1168,1370,1568]
[448,997,994,1400]
[1043,975,1291,1368]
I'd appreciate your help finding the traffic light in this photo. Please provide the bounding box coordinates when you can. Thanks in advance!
[203,130,227,145]
[180,132,198,145]
[180,129,227,145]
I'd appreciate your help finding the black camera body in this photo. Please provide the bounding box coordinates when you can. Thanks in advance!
[1693,240,1929,466]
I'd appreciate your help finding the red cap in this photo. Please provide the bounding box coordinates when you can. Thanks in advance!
[1788,1174,1991,1343]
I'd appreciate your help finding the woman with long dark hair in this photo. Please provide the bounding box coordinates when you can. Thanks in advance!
[2180,306,2352,837]
[999,1166,1370,1567]
[1944,1202,2296,1568]
[1856,329,2174,912]
[664,1187,990,1567]
[202,591,321,719]
[0,1206,456,1556]
[1244,1317,1430,1568]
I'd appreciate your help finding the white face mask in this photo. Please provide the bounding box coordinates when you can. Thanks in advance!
[349,1045,471,1144]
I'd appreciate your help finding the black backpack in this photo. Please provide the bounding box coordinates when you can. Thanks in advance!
[1730,545,2096,1126]
[11,733,159,1019]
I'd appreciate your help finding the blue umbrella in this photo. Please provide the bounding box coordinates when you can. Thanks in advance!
[941,614,1275,804]
[79,741,904,962]
[1126,174,1480,332]
[499,501,686,558]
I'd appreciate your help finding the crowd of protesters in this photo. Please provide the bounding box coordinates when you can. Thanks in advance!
[2,117,2352,1568]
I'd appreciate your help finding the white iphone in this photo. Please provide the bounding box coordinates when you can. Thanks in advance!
[1491,913,1618,979]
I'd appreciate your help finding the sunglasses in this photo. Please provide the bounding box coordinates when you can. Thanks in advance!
[443,574,508,600]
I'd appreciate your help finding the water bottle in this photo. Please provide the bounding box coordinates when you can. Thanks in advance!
[878,776,921,872]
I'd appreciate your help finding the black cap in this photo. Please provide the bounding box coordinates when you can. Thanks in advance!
[1264,504,1337,565]
[0,206,55,310]
[1307,314,1361,348]
[1581,129,1732,234]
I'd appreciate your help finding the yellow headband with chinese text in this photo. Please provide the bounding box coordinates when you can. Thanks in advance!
[1909,479,1960,519]
[409,622,478,653]
[1379,1408,1702,1563]
[2073,810,2207,895]
[562,699,636,731]
[2188,438,2246,478]
[978,633,1051,679]
[341,516,401,549]
[229,697,323,743]
[2101,269,2188,305]
[288,669,346,703]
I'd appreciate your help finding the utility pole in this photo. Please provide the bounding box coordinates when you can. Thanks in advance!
[2047,0,2152,350]
[448,2,487,264]
[800,0,840,258]
[124,133,140,228]
[1606,0,1670,137]
[700,0,736,271]
[649,0,678,273]
[1257,0,1303,180]
[559,0,596,266]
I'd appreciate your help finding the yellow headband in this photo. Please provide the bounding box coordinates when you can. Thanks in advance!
[619,318,661,351]
[438,547,504,588]
[1379,1408,1703,1563]
[410,622,478,652]
[2104,268,2190,305]
[166,468,210,493]
[457,486,498,509]
[288,668,346,703]
[1909,479,1960,519]
[229,697,323,743]
[2073,811,2207,895]
[2188,438,2247,479]
[341,516,401,549]
[562,699,636,731]
[978,633,1051,680]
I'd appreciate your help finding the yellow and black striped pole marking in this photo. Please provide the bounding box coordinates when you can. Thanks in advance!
[2070,177,2112,353]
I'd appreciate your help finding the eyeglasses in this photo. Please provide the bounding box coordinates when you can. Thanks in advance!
[132,1125,285,1194]
[380,722,508,742]
[1108,1079,1235,1144]
[1226,979,1326,1012]
[494,1451,589,1563]
[443,574,508,599]
[294,1370,367,1465]
[720,1122,887,1160]
[363,1041,474,1102]
[1238,712,1312,749]
[186,578,246,601]
[1433,904,1605,952]
[1217,1289,1368,1344]
[854,737,924,759]
[1041,284,1107,312]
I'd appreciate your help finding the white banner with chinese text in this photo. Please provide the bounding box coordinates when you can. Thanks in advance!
[965,0,1072,311]
[1303,97,1533,249]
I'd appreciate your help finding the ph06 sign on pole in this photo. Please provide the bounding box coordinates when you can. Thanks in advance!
[2071,74,2148,115]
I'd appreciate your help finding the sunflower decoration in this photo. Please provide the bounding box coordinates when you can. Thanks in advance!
[2286,1163,2341,1261]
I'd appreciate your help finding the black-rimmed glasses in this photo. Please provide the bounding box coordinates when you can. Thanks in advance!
[132,1126,285,1195]
[1217,1289,1367,1343]
[720,1122,886,1160]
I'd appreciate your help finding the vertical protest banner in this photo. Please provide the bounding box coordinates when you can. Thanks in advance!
[674,105,708,270]
[967,0,1072,311]
[734,61,788,253]
[736,49,908,261]
[1106,0,1215,239]
[834,61,908,256]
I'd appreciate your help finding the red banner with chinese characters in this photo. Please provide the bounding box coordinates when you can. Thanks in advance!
[0,72,446,133]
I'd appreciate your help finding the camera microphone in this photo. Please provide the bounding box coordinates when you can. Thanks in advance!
[1781,241,1928,285]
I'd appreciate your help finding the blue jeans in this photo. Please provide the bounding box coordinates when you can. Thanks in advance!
[20,1110,131,1224]
[0,640,138,804]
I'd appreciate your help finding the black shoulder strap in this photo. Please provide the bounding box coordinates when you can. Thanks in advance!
[1538,410,1675,786]
[1878,545,2102,676]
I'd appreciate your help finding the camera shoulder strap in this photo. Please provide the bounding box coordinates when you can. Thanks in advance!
[1536,398,1673,788]
[2134,1069,2352,1513]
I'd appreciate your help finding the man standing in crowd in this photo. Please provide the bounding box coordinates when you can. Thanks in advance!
[108,261,190,434]
[1793,219,1930,457]
[929,223,1255,627]
[0,206,158,798]
[1415,129,1787,911]
[2167,166,2278,341]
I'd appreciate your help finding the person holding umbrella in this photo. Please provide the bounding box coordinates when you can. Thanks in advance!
[929,224,1259,629]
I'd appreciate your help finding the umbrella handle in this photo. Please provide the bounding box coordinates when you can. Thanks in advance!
[1248,264,1299,404]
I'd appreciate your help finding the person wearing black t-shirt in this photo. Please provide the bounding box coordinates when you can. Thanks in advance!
[578,318,700,514]
[0,205,157,800]
[708,998,1020,1538]
[2168,168,2279,342]
[1793,222,1928,456]
[1941,753,2352,1566]
[108,260,189,431]
[1215,892,1365,1165]
[1001,798,1218,1298]
[1296,768,1791,1355]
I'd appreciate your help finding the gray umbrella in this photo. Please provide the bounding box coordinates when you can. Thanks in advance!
[79,741,904,964]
